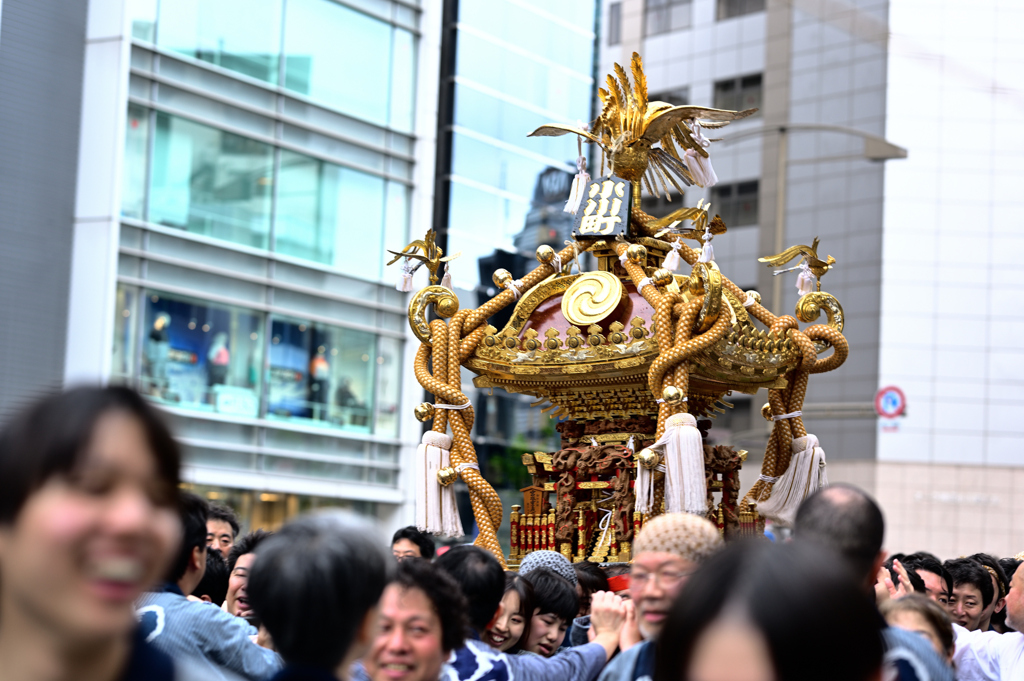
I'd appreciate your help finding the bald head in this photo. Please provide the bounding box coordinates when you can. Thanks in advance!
[793,484,884,584]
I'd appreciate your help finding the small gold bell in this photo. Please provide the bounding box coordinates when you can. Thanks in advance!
[493,268,513,288]
[637,448,660,470]
[414,402,435,422]
[662,386,684,405]
[536,245,556,264]
[626,244,647,264]
[437,467,458,487]
[761,403,773,422]
[652,268,673,286]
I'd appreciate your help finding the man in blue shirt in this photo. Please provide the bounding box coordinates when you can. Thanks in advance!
[137,493,281,680]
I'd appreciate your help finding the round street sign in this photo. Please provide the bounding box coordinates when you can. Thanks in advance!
[875,386,906,418]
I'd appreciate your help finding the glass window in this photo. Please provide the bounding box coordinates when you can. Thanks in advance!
[717,0,765,20]
[267,318,377,434]
[157,0,283,84]
[122,104,149,220]
[148,112,274,249]
[128,0,158,42]
[283,0,393,126]
[389,28,417,133]
[644,0,692,36]
[375,336,402,438]
[608,3,622,45]
[275,150,387,278]
[649,86,690,106]
[714,74,762,112]
[140,291,264,416]
[711,180,759,227]
[112,286,140,385]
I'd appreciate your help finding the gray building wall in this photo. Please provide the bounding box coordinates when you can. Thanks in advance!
[0,0,87,419]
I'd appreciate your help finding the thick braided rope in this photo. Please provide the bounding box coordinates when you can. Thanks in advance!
[805,325,849,373]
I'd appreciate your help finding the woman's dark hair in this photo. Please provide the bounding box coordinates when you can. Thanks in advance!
[248,511,393,670]
[392,525,436,559]
[945,558,995,608]
[228,529,271,573]
[574,560,610,606]
[998,557,1021,582]
[527,568,578,623]
[654,541,884,681]
[0,386,180,524]
[880,594,954,658]
[193,548,230,605]
[394,558,468,653]
[505,572,535,653]
[435,545,505,632]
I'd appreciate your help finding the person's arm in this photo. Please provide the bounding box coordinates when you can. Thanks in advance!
[950,623,1005,681]
[198,607,282,680]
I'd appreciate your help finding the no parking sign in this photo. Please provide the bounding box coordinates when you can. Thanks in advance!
[875,386,906,418]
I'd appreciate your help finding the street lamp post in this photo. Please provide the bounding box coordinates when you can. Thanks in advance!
[719,124,907,314]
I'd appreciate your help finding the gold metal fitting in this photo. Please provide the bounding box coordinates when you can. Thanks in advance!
[435,296,458,318]
[492,268,513,288]
[746,290,761,304]
[437,467,458,487]
[536,244,556,264]
[626,244,647,264]
[689,273,705,295]
[760,403,773,422]
[651,268,673,287]
[662,385,684,405]
[637,448,661,469]
[414,402,436,422]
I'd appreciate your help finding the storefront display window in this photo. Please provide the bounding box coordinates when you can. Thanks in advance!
[267,318,376,433]
[141,292,263,417]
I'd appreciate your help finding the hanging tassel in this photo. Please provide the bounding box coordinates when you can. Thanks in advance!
[683,123,719,188]
[441,262,453,291]
[649,413,707,515]
[396,259,414,292]
[634,455,660,515]
[564,126,591,214]
[796,263,817,296]
[758,434,828,525]
[663,241,682,271]
[415,431,452,534]
[438,456,466,538]
[698,232,714,263]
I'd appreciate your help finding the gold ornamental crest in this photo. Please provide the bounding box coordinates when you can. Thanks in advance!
[560,270,624,326]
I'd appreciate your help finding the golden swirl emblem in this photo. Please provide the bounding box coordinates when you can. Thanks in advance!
[561,271,624,327]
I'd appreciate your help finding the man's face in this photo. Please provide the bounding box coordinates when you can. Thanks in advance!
[365,584,447,681]
[392,538,422,561]
[226,552,256,618]
[206,519,234,553]
[630,551,696,639]
[949,582,986,630]
[917,570,950,607]
[1005,567,1024,632]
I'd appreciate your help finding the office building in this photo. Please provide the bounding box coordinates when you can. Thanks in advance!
[0,0,441,531]
[603,0,1024,555]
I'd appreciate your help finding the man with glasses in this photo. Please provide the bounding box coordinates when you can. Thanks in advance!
[598,513,722,681]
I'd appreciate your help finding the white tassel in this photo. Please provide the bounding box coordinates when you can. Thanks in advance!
[565,156,591,215]
[698,238,714,263]
[796,263,817,296]
[397,260,414,292]
[416,431,455,535]
[440,263,453,291]
[635,459,658,515]
[758,434,828,525]
[684,124,719,188]
[649,413,707,515]
[663,242,682,271]
[439,451,465,538]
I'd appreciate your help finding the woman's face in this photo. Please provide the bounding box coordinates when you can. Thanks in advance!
[0,411,181,643]
[482,589,524,651]
[366,584,448,681]
[524,608,567,657]
[886,610,949,661]
[687,616,774,681]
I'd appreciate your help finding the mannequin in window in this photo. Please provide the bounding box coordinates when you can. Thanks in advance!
[309,349,330,421]
[207,332,230,402]
[146,312,171,397]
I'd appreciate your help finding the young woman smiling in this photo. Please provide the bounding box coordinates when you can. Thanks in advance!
[482,573,535,652]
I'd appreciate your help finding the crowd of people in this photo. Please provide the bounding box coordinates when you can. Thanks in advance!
[0,386,1021,681]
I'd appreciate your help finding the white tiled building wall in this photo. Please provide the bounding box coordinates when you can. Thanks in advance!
[879,0,1024,467]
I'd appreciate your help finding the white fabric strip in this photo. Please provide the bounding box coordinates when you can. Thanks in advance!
[771,411,803,421]
[434,402,472,410]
